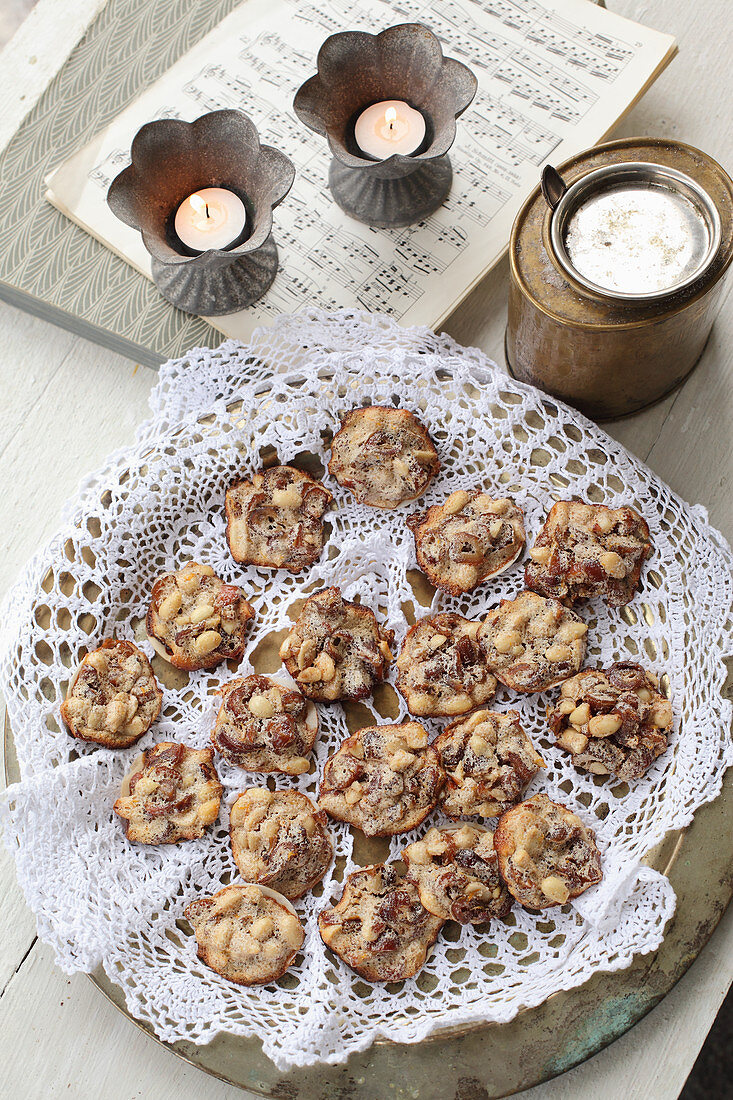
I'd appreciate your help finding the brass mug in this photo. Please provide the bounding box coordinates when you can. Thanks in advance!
[506,138,733,420]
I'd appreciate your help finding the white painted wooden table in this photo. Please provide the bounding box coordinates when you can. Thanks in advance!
[0,1,731,1097]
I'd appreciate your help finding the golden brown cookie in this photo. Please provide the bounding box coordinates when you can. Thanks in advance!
[225,465,333,573]
[407,491,525,595]
[146,561,255,671]
[185,883,304,986]
[434,709,544,818]
[210,675,317,776]
[478,591,587,693]
[525,500,652,607]
[547,662,672,781]
[494,794,602,909]
[230,788,333,899]
[328,406,440,509]
[113,742,222,844]
[279,587,394,702]
[60,639,161,748]
[318,863,444,981]
[318,722,444,837]
[403,823,513,924]
[395,612,497,717]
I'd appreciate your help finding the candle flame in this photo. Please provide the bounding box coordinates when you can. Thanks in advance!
[385,106,397,125]
[189,193,207,215]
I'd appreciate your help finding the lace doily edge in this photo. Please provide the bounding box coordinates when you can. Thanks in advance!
[109,867,676,1070]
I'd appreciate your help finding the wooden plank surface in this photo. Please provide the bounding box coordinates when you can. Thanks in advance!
[0,0,731,1097]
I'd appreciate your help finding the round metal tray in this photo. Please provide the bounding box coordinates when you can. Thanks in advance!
[5,714,732,1099]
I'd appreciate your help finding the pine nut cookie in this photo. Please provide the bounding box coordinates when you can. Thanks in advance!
[230,789,333,899]
[525,500,652,607]
[61,639,162,748]
[494,793,602,910]
[146,561,255,671]
[478,590,587,693]
[328,406,440,509]
[318,863,444,981]
[318,722,444,837]
[225,465,333,573]
[279,587,394,702]
[185,883,304,986]
[547,662,672,781]
[434,709,544,818]
[407,492,525,595]
[403,823,513,923]
[396,612,497,717]
[211,675,317,775]
[113,742,222,844]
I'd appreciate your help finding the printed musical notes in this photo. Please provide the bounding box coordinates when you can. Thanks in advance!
[466,93,560,165]
[88,149,130,190]
[58,0,674,341]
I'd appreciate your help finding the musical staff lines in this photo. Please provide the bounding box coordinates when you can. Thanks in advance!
[467,0,635,78]
[183,64,273,118]
[466,91,560,164]
[391,0,600,123]
[88,148,130,189]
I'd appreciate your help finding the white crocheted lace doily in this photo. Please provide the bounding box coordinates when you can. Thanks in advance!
[1,309,731,1071]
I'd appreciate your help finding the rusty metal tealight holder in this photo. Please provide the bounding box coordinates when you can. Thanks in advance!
[107,109,295,316]
[293,23,477,229]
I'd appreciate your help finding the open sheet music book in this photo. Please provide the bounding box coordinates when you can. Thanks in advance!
[45,0,676,341]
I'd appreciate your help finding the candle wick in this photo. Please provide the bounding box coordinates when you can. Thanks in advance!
[205,203,210,219]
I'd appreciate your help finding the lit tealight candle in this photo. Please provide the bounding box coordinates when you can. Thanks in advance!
[353,100,426,160]
[174,187,247,252]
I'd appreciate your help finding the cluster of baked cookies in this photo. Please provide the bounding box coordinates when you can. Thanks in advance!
[60,406,669,987]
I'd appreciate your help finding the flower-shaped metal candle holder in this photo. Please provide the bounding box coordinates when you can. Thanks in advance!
[293,23,477,228]
[107,110,295,315]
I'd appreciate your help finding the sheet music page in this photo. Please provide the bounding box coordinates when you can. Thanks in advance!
[46,0,676,340]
